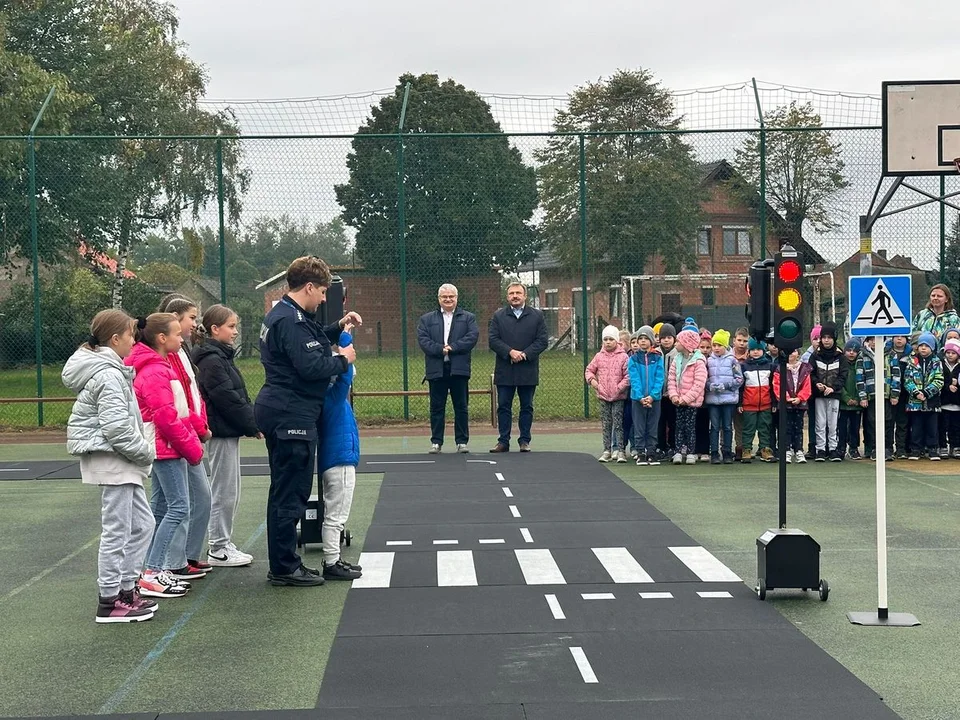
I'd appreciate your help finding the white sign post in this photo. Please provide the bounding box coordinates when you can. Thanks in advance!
[846,274,920,627]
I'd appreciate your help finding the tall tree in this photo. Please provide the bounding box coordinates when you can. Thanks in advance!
[941,213,960,301]
[238,215,352,276]
[734,101,848,247]
[536,69,705,278]
[5,0,250,306]
[335,73,539,285]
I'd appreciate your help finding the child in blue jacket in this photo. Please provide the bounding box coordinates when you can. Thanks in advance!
[628,325,665,466]
[316,328,363,581]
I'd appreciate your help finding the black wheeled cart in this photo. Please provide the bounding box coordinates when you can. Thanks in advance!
[297,494,351,549]
[756,528,828,601]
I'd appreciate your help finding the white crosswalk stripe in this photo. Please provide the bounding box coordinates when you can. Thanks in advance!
[351,546,741,589]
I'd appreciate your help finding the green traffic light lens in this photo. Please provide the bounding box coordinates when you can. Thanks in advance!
[778,319,800,339]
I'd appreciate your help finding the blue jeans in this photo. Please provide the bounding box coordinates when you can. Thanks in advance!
[152,460,211,565]
[497,385,536,446]
[146,458,189,571]
[631,399,661,455]
[708,404,735,456]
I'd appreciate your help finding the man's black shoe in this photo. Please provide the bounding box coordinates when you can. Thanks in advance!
[323,559,363,581]
[267,564,325,587]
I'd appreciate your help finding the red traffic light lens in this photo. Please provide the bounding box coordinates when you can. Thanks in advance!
[778,260,802,283]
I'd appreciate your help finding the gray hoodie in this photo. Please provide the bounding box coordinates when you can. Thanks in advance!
[62,346,154,485]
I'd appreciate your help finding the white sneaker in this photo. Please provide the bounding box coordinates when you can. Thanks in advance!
[615,450,628,463]
[685,454,697,465]
[795,450,807,464]
[672,453,683,465]
[456,444,469,454]
[785,450,794,464]
[208,545,253,567]
[698,454,711,462]
[429,443,441,454]
[226,542,253,562]
[598,450,612,463]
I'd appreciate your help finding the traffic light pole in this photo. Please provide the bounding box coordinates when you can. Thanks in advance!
[777,354,788,529]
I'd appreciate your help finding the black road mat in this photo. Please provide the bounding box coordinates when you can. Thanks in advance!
[315,451,900,719]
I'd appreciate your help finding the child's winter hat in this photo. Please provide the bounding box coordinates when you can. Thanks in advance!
[635,325,655,344]
[945,339,960,355]
[653,322,664,336]
[658,323,677,339]
[748,337,766,352]
[712,329,730,348]
[820,321,838,340]
[917,332,938,352]
[843,338,862,352]
[944,327,960,340]
[677,329,700,352]
[602,325,620,341]
[681,316,699,334]
[700,328,713,342]
[810,325,822,341]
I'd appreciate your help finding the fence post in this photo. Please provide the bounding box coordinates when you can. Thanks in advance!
[28,87,56,427]
[579,134,589,419]
[751,78,767,258]
[397,82,412,420]
[216,137,227,303]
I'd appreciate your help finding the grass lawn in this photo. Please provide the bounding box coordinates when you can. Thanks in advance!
[0,351,596,428]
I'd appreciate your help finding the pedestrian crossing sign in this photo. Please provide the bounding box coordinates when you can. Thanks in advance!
[848,274,912,336]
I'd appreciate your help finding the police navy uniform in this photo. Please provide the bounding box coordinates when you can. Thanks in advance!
[255,295,347,576]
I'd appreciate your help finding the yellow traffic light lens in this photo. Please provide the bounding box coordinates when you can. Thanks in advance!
[777,288,802,312]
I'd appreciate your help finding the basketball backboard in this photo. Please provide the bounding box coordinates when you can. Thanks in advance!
[882,80,960,175]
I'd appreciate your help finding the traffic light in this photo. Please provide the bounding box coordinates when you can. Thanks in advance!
[773,245,804,351]
[746,259,772,341]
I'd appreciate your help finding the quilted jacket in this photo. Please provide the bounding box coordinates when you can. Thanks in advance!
[585,345,630,401]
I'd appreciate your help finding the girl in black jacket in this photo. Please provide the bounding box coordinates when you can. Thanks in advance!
[193,305,261,567]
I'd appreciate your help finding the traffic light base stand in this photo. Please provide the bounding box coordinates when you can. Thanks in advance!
[755,528,828,601]
[847,610,920,627]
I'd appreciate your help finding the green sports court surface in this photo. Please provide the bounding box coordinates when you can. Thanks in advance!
[1,431,958,719]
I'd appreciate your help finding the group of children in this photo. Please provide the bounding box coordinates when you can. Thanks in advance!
[64,295,361,624]
[585,318,960,466]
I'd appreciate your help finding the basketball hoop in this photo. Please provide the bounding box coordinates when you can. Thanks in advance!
[954,157,960,174]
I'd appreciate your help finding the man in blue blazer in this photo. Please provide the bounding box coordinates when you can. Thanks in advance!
[417,283,480,453]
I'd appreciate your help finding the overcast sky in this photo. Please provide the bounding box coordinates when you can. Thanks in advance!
[172,0,960,100]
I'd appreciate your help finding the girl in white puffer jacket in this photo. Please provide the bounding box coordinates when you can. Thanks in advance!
[62,309,157,624]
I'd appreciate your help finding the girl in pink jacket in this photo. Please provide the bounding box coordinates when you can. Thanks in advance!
[125,313,204,599]
[668,328,708,464]
[585,325,630,463]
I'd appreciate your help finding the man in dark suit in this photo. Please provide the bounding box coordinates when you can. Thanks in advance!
[417,283,480,453]
[488,282,549,452]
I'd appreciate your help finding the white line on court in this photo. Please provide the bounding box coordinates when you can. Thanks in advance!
[669,546,742,582]
[581,592,616,600]
[520,528,534,543]
[240,463,269,468]
[433,539,459,545]
[515,548,566,585]
[698,591,733,598]
[385,540,412,546]
[509,505,521,518]
[478,538,505,544]
[467,460,497,465]
[495,472,505,481]
[545,593,566,619]
[639,592,674,599]
[592,547,654,583]
[1,533,100,602]
[351,552,395,588]
[0,468,25,472]
[366,461,436,465]
[437,550,478,586]
[569,647,599,683]
[502,487,514,498]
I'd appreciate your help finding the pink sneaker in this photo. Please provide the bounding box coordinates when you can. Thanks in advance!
[95,594,154,623]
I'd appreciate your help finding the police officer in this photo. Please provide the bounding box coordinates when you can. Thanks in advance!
[255,256,360,587]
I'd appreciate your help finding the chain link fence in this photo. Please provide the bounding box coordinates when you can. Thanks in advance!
[0,81,955,427]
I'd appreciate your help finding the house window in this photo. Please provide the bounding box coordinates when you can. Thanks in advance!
[697,227,711,255]
[543,289,559,309]
[609,286,621,317]
[661,293,681,315]
[701,287,716,307]
[722,227,753,256]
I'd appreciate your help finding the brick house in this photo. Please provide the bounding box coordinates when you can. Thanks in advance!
[257,266,505,354]
[520,160,826,344]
